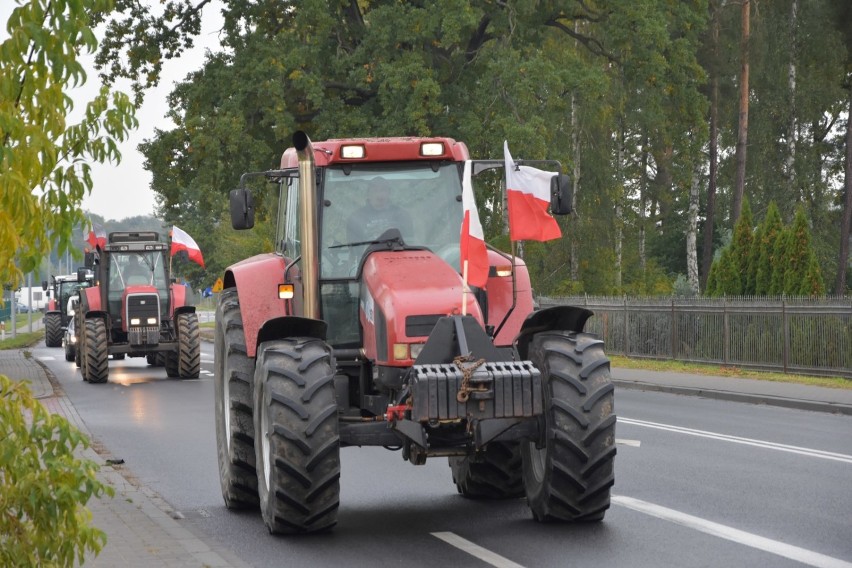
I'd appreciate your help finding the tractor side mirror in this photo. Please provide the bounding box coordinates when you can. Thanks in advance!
[84,251,95,269]
[550,174,573,216]
[230,188,255,230]
[41,280,48,291]
[77,268,88,283]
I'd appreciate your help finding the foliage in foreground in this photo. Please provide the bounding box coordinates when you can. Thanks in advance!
[0,374,112,566]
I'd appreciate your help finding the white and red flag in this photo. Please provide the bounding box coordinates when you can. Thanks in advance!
[170,225,205,268]
[460,160,488,289]
[504,141,562,242]
[86,219,107,250]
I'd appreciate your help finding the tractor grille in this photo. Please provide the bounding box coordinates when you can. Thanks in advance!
[405,314,443,338]
[126,293,160,345]
[409,360,542,422]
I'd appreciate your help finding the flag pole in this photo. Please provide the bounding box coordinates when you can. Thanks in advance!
[461,260,469,316]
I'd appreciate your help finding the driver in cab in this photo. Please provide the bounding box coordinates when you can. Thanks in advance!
[346,177,413,243]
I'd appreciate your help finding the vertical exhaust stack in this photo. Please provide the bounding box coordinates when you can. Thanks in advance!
[292,131,320,320]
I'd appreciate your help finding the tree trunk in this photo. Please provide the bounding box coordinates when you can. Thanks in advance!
[639,141,649,274]
[687,162,700,295]
[785,0,798,194]
[570,91,580,282]
[701,0,720,291]
[732,0,750,224]
[615,121,624,291]
[837,86,852,295]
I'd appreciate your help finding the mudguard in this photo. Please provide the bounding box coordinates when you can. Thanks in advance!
[513,305,594,359]
[226,253,312,357]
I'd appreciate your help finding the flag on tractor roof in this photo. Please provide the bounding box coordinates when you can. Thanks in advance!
[460,160,488,288]
[170,225,205,268]
[504,141,561,242]
[85,219,107,250]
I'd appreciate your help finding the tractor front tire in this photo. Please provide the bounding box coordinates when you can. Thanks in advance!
[450,442,524,499]
[521,331,615,523]
[254,338,340,534]
[44,313,63,347]
[177,312,201,378]
[83,318,109,384]
[214,288,259,509]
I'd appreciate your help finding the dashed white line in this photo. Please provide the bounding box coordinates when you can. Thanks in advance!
[619,417,852,464]
[431,532,525,568]
[613,495,852,568]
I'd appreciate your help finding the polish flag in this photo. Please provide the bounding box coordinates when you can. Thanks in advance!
[460,160,488,288]
[86,220,107,250]
[171,225,205,268]
[504,141,561,242]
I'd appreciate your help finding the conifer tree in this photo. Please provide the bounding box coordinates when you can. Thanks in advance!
[755,202,784,294]
[730,198,755,294]
[769,227,790,295]
[782,207,814,294]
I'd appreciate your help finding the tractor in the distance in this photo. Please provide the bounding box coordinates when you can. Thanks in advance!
[76,231,201,383]
[43,270,93,348]
[216,132,615,534]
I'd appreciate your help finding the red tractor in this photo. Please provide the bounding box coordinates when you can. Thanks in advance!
[76,231,201,383]
[215,132,615,534]
[43,270,93,348]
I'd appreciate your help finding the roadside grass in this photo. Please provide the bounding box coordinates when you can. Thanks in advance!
[0,331,43,350]
[610,354,851,390]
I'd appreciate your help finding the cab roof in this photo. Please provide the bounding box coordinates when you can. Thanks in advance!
[279,137,470,168]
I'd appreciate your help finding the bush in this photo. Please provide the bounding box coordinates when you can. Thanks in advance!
[0,374,112,566]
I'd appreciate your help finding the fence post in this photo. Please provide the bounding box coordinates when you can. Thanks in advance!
[670,298,676,360]
[623,295,629,355]
[723,295,729,365]
[782,298,788,373]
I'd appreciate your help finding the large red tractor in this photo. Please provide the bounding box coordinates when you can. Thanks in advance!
[216,132,615,534]
[43,270,93,348]
[76,231,201,383]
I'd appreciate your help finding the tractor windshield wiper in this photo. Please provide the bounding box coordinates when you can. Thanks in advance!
[328,229,406,250]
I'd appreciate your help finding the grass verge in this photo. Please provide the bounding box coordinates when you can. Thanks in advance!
[610,354,851,390]
[0,331,44,350]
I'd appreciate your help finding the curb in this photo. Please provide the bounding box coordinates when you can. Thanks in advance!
[613,379,852,416]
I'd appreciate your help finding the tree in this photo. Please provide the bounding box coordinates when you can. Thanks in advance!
[730,197,754,293]
[731,0,750,224]
[0,0,136,288]
[755,202,784,295]
[0,374,113,565]
[1,0,135,561]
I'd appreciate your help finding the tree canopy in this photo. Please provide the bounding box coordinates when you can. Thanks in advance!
[96,0,851,295]
[0,0,137,289]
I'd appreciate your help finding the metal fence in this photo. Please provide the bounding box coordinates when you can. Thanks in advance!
[538,295,852,379]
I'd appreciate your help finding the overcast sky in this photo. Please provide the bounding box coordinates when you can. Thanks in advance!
[1,2,224,221]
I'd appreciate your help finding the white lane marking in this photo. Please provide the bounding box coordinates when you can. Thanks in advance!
[200,370,214,376]
[619,417,852,464]
[616,438,641,447]
[38,356,56,361]
[613,495,852,568]
[201,357,214,363]
[431,532,525,568]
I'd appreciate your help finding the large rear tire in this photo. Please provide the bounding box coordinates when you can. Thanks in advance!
[44,313,63,347]
[450,442,524,499]
[176,312,201,378]
[254,338,340,534]
[521,331,615,522]
[83,318,109,384]
[214,288,259,509]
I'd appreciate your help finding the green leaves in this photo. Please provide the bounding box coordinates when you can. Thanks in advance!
[1,0,137,289]
[0,374,112,566]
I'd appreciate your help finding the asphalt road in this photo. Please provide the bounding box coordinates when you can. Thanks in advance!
[35,342,852,568]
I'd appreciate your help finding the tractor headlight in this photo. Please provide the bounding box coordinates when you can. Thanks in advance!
[146,317,157,325]
[393,343,409,361]
[130,318,141,326]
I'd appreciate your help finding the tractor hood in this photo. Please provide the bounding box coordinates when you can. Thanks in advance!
[359,249,484,366]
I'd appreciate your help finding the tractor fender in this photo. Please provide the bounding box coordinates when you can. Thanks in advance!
[173,305,196,317]
[170,283,194,311]
[81,286,102,313]
[257,316,327,348]
[514,305,594,359]
[224,252,301,357]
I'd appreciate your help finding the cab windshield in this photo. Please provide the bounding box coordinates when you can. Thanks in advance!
[319,162,463,279]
